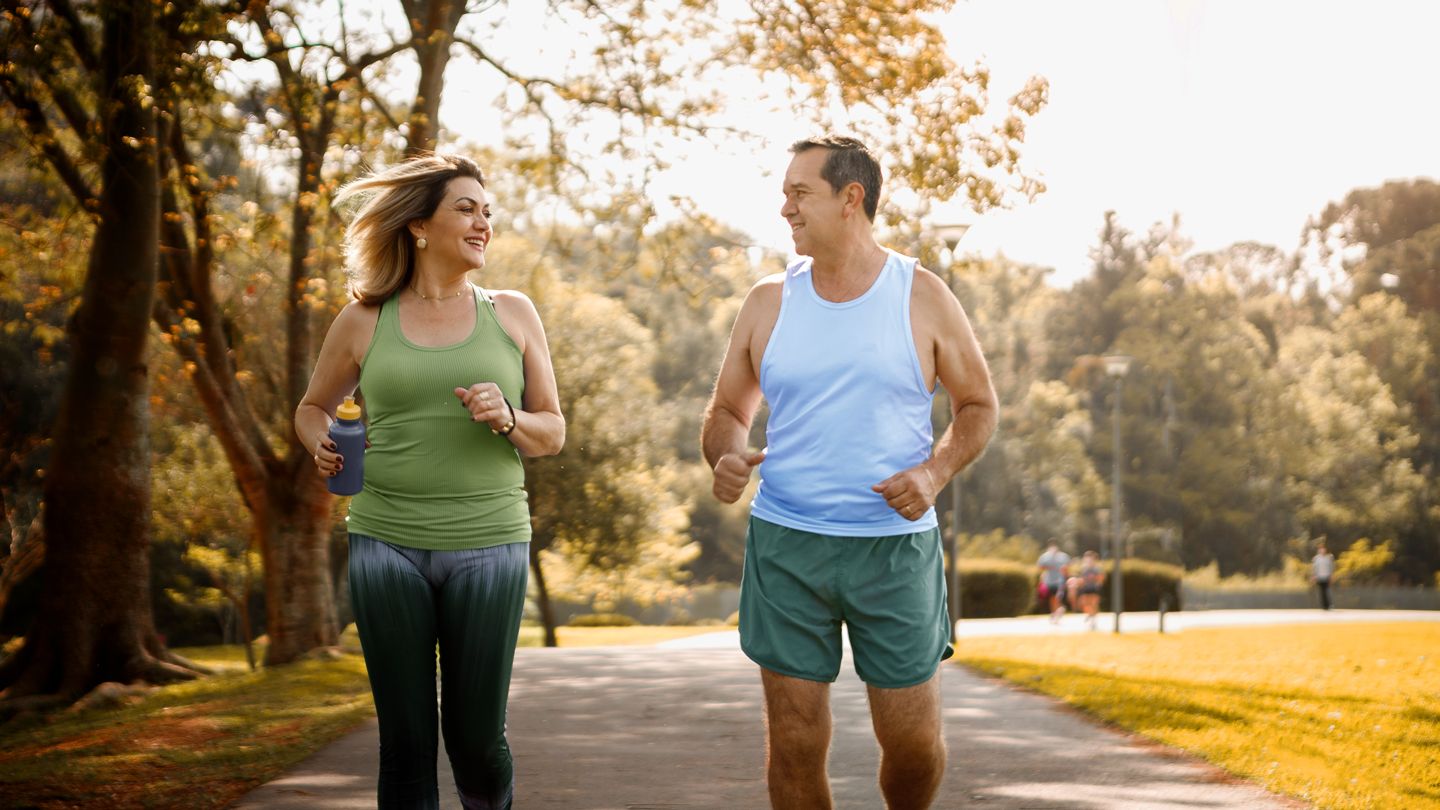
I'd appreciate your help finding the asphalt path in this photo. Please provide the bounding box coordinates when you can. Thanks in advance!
[234,609,1437,808]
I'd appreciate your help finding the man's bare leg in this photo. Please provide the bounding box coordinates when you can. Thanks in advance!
[868,671,944,810]
[761,668,833,810]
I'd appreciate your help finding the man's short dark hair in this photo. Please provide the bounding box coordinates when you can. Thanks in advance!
[790,136,882,222]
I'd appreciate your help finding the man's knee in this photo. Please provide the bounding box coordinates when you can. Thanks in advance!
[868,675,943,754]
[762,669,831,763]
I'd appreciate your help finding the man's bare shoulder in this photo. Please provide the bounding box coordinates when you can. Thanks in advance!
[737,271,786,316]
[911,264,954,297]
[750,270,786,295]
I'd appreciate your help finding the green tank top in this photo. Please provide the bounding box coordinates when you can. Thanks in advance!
[345,287,530,549]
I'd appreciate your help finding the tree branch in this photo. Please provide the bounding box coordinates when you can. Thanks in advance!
[43,0,99,72]
[0,72,96,208]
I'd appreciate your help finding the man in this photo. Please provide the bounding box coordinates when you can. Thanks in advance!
[1311,542,1335,610]
[701,136,997,810]
[1036,543,1071,624]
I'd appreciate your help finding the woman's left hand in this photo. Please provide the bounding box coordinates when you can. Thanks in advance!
[454,382,512,432]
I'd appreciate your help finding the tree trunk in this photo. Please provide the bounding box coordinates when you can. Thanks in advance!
[405,0,467,155]
[151,89,342,665]
[529,541,559,648]
[0,0,201,707]
[256,469,337,665]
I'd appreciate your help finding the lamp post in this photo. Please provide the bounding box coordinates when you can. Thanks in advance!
[1104,355,1132,634]
[930,223,970,640]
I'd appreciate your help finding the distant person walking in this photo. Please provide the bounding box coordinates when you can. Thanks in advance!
[1311,542,1336,610]
[1036,543,1071,623]
[702,135,997,809]
[295,153,565,809]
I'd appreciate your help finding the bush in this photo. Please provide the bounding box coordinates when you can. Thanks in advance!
[725,610,740,627]
[567,612,638,627]
[1099,559,1183,612]
[957,558,1034,618]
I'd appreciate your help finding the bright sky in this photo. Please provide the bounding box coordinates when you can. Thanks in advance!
[439,1,1440,286]
[930,0,1440,284]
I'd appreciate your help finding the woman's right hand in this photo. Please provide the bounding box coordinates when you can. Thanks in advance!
[313,435,341,478]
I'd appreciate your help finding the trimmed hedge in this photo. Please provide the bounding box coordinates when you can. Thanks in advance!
[956,559,1034,618]
[567,612,638,627]
[1098,559,1184,612]
[951,557,1184,618]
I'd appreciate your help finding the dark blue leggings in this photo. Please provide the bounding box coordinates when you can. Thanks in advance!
[348,534,529,810]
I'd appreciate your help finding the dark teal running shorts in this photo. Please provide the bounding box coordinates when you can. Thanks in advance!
[739,515,953,689]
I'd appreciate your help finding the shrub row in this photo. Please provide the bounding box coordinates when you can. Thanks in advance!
[956,559,1034,618]
[955,557,1184,618]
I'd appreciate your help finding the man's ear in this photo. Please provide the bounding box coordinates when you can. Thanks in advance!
[843,182,866,218]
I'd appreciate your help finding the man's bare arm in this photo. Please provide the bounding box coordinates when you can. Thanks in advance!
[701,280,778,502]
[921,273,998,484]
[873,269,998,519]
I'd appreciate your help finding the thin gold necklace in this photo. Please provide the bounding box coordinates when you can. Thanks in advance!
[411,283,468,300]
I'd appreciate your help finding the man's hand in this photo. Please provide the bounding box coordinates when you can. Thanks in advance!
[712,450,766,503]
[872,464,942,521]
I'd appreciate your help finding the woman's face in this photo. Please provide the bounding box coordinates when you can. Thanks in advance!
[416,176,492,271]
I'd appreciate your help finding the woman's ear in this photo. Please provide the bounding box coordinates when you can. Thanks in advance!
[407,219,427,241]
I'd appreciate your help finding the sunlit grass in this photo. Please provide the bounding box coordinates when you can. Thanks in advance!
[0,647,374,809]
[954,622,1440,810]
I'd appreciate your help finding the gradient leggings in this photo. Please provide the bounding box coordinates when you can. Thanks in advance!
[349,533,529,810]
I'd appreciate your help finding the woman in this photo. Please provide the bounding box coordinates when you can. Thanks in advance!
[295,153,564,809]
[1077,550,1106,630]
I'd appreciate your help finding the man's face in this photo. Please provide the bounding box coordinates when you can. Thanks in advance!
[780,149,844,257]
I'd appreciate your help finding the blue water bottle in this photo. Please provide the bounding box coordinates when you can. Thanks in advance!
[328,396,365,496]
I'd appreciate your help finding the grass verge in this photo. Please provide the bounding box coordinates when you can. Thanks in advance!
[0,646,373,809]
[0,623,729,808]
[954,622,1440,810]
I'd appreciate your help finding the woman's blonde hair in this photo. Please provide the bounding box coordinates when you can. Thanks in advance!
[333,153,486,305]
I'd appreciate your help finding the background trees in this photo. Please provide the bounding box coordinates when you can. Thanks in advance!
[0,1,1435,713]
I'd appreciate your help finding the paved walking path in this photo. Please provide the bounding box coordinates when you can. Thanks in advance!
[235,609,1438,809]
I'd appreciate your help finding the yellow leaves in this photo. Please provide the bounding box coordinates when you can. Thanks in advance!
[299,277,330,311]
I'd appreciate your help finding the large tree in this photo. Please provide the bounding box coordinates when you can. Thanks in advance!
[0,0,205,709]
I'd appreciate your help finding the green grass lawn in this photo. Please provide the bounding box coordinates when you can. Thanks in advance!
[0,624,727,809]
[954,622,1440,810]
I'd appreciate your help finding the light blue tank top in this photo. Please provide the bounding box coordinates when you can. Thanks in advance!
[750,249,938,536]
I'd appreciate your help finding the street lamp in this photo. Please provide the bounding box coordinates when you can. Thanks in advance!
[931,224,971,285]
[928,223,969,641]
[1104,355,1132,634]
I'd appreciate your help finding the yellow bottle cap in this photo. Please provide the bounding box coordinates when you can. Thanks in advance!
[336,396,362,421]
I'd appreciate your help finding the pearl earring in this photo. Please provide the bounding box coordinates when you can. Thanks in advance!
[416,237,428,250]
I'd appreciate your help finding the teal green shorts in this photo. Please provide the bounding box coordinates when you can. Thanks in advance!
[739,516,953,689]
